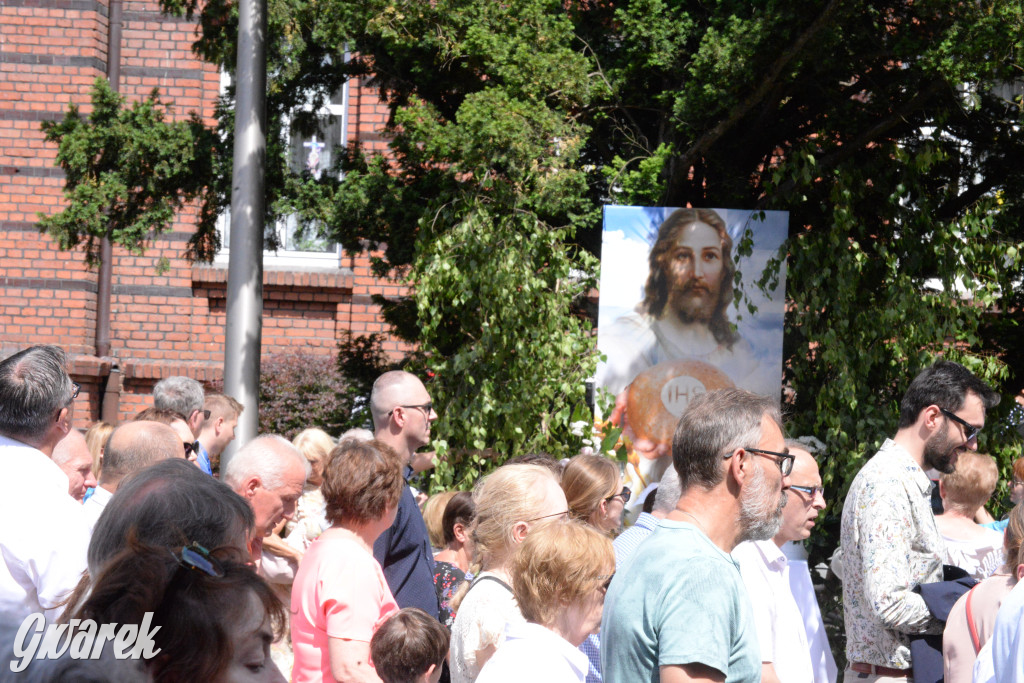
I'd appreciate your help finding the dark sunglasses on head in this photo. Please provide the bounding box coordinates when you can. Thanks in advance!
[183,440,201,457]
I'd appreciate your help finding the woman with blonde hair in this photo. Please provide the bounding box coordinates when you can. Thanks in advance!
[561,454,629,535]
[943,503,1024,683]
[936,451,1004,579]
[422,490,459,551]
[476,520,615,682]
[84,420,113,486]
[286,428,335,550]
[449,463,569,683]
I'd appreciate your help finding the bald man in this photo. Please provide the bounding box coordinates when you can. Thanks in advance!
[52,429,97,503]
[733,442,833,683]
[370,370,440,619]
[82,420,183,530]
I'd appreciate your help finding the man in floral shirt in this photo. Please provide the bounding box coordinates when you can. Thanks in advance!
[840,361,1000,682]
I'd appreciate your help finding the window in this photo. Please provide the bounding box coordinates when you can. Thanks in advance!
[215,70,348,268]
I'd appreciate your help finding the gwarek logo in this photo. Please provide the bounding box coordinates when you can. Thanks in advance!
[8,612,161,673]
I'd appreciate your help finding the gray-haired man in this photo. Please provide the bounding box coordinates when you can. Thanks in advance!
[0,345,89,621]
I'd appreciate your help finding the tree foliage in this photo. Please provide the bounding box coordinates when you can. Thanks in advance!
[39,77,220,266]
[75,0,1024,504]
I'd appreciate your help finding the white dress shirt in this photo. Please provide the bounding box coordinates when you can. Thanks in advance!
[0,435,89,622]
[782,541,839,683]
[733,539,814,683]
[81,485,113,532]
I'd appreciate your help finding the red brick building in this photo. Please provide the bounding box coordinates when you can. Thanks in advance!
[0,0,405,426]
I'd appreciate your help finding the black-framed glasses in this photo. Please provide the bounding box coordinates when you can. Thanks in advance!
[605,486,631,504]
[789,484,825,498]
[524,509,569,523]
[69,381,80,402]
[742,448,795,476]
[173,542,225,578]
[940,408,981,443]
[388,402,434,418]
[183,440,201,457]
[192,408,211,421]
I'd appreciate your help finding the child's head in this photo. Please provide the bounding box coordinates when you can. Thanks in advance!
[370,608,449,683]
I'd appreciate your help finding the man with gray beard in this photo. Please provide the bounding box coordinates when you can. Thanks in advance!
[601,388,790,683]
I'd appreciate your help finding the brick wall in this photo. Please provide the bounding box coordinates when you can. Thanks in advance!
[0,0,410,426]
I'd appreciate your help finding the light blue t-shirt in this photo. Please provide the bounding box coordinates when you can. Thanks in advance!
[600,519,760,683]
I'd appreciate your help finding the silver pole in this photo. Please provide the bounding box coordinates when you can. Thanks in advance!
[221,0,267,469]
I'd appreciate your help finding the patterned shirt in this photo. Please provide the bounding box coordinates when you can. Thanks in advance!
[840,438,945,669]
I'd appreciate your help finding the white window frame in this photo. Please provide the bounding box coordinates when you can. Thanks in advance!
[214,67,349,269]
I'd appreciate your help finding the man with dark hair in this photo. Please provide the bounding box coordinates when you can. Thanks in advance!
[601,388,790,683]
[370,370,440,619]
[0,345,89,621]
[196,393,243,475]
[81,420,183,530]
[597,208,772,398]
[152,375,206,438]
[840,360,1000,682]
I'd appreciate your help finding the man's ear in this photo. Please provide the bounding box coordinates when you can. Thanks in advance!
[243,475,262,499]
[55,407,72,436]
[727,447,751,485]
[214,416,226,435]
[922,405,944,433]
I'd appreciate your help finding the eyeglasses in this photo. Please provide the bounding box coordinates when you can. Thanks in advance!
[388,402,433,418]
[597,573,614,592]
[940,408,981,443]
[57,381,81,421]
[192,408,211,421]
[183,440,201,457]
[524,509,569,523]
[742,448,795,477]
[605,487,631,504]
[173,542,225,578]
[789,484,825,498]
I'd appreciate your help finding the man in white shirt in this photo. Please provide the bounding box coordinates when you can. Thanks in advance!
[0,345,90,623]
[82,420,183,530]
[733,442,828,683]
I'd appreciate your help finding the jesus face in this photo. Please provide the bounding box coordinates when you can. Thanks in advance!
[662,221,725,323]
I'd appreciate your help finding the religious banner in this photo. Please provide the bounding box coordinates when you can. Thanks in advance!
[595,206,789,503]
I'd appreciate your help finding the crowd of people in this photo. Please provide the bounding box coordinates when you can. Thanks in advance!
[2,345,1024,683]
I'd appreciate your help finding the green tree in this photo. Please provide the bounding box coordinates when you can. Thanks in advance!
[152,0,1024,503]
[39,77,220,266]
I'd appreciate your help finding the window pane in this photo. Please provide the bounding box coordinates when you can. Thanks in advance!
[289,113,343,181]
